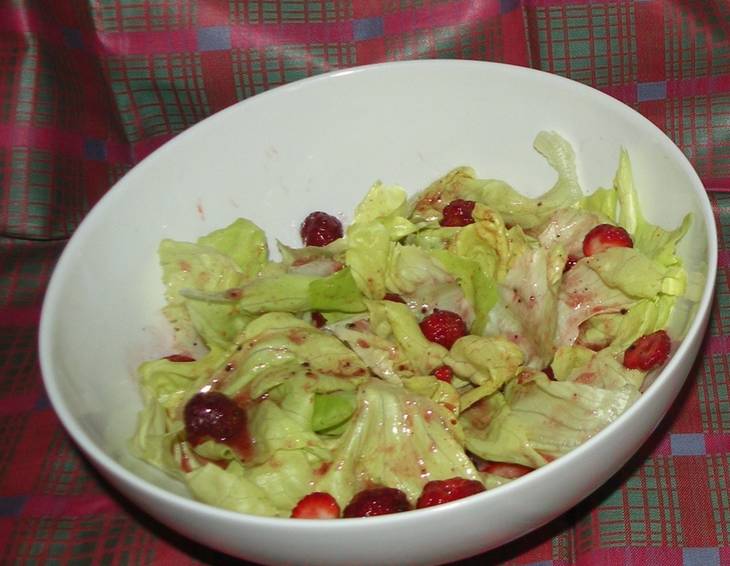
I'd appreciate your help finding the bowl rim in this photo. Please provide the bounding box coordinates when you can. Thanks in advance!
[38,58,718,530]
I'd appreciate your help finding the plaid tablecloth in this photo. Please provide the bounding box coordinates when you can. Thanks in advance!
[1,1,729,564]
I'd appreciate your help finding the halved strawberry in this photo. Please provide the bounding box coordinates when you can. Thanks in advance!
[582,224,633,257]
[480,462,534,479]
[291,492,341,519]
[416,477,485,508]
[623,330,671,371]
[431,365,454,383]
[343,487,411,518]
[440,199,476,227]
[419,310,467,349]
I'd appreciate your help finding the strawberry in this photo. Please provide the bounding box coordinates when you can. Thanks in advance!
[300,211,343,247]
[419,310,467,349]
[415,477,485,509]
[440,199,476,227]
[184,391,246,445]
[431,365,454,383]
[383,293,406,304]
[623,330,671,371]
[582,224,633,257]
[479,462,534,479]
[164,354,195,362]
[291,492,341,519]
[342,487,411,518]
[543,366,556,381]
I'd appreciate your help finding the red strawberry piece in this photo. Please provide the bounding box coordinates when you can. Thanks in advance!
[300,211,343,247]
[164,354,196,362]
[291,492,341,519]
[582,224,633,257]
[623,330,671,371]
[440,199,476,227]
[419,310,467,349]
[384,293,406,304]
[342,487,411,518]
[184,391,246,445]
[563,255,579,273]
[431,365,454,383]
[479,462,534,479]
[311,312,327,328]
[415,477,485,509]
[543,366,556,381]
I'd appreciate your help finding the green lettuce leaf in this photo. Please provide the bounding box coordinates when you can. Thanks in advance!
[381,301,448,375]
[502,373,639,460]
[184,300,253,349]
[186,462,280,516]
[446,334,524,396]
[385,244,473,325]
[159,239,244,346]
[408,167,482,223]
[197,218,268,278]
[402,375,461,415]
[312,391,358,434]
[314,379,480,506]
[614,149,692,268]
[138,348,228,410]
[430,250,498,335]
[486,244,564,367]
[465,131,583,229]
[584,247,684,299]
[460,393,548,469]
[308,267,367,313]
[555,260,636,348]
[580,187,617,220]
[236,274,318,314]
[535,207,602,258]
[129,398,184,475]
[328,312,414,384]
[551,346,644,390]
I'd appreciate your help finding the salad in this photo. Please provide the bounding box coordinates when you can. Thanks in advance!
[131,132,690,519]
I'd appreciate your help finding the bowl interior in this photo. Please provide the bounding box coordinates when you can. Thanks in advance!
[40,60,716,553]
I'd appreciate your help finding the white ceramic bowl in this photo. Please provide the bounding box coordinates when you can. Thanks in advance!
[40,60,716,566]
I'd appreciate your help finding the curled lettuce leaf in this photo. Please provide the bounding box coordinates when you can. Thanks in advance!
[467,131,582,229]
[487,244,564,368]
[346,183,419,299]
[386,244,473,325]
[158,219,270,348]
[614,149,692,268]
[446,335,524,404]
[197,218,268,278]
[460,393,548,469]
[314,379,480,506]
[186,462,280,516]
[535,207,602,257]
[584,247,684,300]
[462,373,639,468]
[380,301,448,375]
[328,313,413,385]
[308,267,367,313]
[551,346,644,390]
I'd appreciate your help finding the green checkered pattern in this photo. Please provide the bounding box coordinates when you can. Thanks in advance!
[531,3,637,87]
